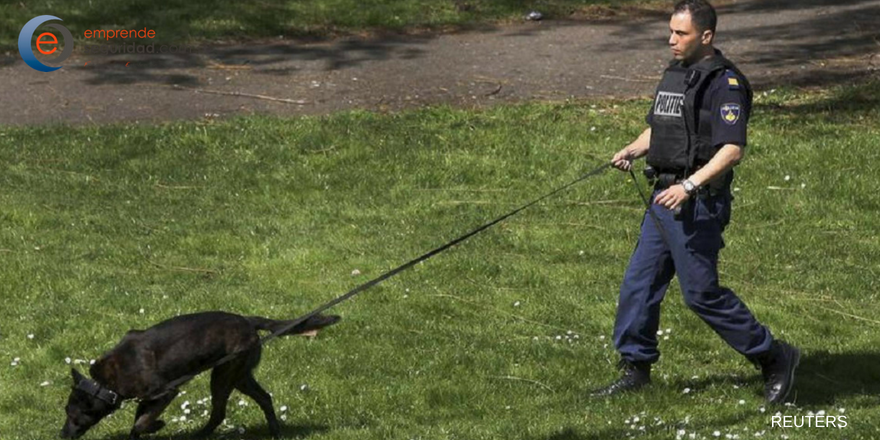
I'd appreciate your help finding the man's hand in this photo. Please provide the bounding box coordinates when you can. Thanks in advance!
[611,128,651,171]
[654,184,690,211]
[612,148,634,171]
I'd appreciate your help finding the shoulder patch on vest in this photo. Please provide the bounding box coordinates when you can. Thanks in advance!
[726,70,741,90]
[720,103,741,125]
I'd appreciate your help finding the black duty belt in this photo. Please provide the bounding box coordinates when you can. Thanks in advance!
[643,166,726,196]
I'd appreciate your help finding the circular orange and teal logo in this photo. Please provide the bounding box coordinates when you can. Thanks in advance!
[19,15,73,72]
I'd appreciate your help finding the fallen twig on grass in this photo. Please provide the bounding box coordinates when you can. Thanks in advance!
[149,260,220,275]
[816,305,880,326]
[486,375,555,392]
[153,181,202,190]
[431,293,584,335]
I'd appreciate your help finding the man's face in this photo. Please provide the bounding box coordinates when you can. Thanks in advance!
[668,12,712,63]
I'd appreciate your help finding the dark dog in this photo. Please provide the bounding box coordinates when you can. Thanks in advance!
[61,312,340,439]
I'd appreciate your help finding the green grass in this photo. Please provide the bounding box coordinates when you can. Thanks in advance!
[2,0,662,52]
[1,81,879,440]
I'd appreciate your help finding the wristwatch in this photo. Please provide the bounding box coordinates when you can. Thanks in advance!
[681,179,698,196]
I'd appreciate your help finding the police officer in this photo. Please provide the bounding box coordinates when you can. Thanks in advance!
[592,0,800,404]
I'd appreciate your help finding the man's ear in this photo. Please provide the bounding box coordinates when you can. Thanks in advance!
[702,29,714,45]
[71,368,85,386]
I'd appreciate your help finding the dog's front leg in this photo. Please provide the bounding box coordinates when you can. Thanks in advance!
[129,392,177,439]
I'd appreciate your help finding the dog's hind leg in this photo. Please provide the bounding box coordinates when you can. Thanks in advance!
[235,372,281,438]
[129,391,177,439]
[195,363,240,438]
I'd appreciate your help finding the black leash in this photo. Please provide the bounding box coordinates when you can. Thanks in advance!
[147,161,612,400]
[628,168,673,251]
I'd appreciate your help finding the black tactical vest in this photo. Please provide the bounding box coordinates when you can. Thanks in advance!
[646,52,752,174]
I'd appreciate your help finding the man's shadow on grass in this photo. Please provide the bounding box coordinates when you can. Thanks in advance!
[100,423,328,440]
[533,410,760,440]
[791,350,880,406]
[667,350,880,407]
[534,351,880,440]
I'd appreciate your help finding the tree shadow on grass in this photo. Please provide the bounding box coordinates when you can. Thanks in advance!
[599,0,880,90]
[758,78,880,120]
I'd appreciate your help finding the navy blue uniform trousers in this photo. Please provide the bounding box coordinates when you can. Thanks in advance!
[614,189,772,364]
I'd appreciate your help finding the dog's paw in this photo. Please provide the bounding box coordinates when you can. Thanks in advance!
[193,427,217,439]
[144,420,165,434]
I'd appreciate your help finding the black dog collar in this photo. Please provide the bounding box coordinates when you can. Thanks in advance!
[76,378,120,405]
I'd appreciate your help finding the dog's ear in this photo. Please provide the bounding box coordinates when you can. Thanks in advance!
[71,368,86,386]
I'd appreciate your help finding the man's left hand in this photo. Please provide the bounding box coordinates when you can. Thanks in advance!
[654,184,690,211]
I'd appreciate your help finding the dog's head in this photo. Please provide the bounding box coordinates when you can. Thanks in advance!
[60,369,119,439]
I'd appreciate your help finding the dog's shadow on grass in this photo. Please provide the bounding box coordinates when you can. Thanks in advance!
[100,423,329,440]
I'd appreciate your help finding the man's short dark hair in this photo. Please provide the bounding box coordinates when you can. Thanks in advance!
[673,0,717,33]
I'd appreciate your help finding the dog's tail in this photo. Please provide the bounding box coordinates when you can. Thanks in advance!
[246,314,341,336]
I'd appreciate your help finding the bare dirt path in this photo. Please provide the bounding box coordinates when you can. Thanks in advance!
[2,0,878,126]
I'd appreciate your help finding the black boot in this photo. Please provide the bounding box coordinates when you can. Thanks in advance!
[591,359,651,397]
[752,340,801,404]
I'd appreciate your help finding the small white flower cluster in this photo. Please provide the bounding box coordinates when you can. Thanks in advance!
[622,411,667,435]
[531,331,583,344]
[676,424,753,439]
[170,397,213,423]
[554,330,580,344]
[62,357,95,365]
[657,328,673,341]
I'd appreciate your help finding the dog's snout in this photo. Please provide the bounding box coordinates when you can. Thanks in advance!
[60,422,80,439]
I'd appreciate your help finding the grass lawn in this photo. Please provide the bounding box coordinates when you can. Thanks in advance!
[1,0,665,52]
[1,81,879,439]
